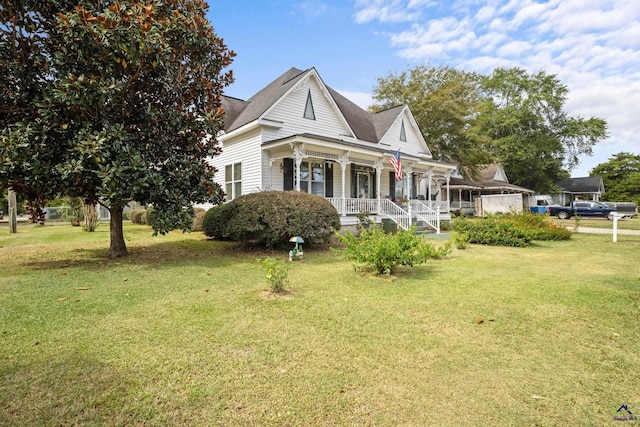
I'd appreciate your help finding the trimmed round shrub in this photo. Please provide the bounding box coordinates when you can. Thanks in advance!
[129,209,147,224]
[191,208,206,232]
[145,206,155,226]
[203,191,341,247]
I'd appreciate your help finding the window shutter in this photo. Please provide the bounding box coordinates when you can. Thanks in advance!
[411,173,417,199]
[350,164,356,198]
[371,169,377,198]
[283,158,294,191]
[389,171,395,200]
[325,163,333,197]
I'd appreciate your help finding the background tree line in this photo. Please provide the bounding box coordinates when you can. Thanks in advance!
[370,65,609,194]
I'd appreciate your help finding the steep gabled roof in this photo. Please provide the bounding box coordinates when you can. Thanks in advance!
[478,164,507,183]
[326,87,377,142]
[371,106,405,141]
[220,67,404,144]
[222,67,309,131]
[557,176,604,193]
[450,164,533,193]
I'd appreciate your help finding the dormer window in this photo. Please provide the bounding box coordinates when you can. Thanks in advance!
[304,89,316,120]
[400,120,407,142]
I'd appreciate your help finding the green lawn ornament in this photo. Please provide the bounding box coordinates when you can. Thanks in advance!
[289,236,304,261]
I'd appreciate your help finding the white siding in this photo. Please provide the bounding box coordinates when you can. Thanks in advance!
[379,110,431,158]
[263,75,353,141]
[210,128,263,197]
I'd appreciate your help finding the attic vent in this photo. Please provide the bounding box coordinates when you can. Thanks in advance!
[400,120,407,142]
[304,89,316,120]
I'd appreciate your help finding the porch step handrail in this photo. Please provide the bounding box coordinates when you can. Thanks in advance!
[409,200,440,234]
[379,199,411,230]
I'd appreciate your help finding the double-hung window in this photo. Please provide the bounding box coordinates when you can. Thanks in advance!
[298,161,324,196]
[225,163,242,201]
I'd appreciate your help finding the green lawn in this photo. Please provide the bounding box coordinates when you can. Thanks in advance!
[1,223,639,426]
[546,215,640,230]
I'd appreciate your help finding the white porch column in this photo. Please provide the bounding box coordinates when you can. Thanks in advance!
[404,166,413,200]
[427,170,433,209]
[458,188,462,210]
[338,152,349,216]
[293,145,304,192]
[375,159,383,214]
[268,155,274,189]
[445,172,451,212]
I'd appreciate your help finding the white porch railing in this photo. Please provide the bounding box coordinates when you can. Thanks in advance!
[326,197,380,215]
[450,201,473,211]
[409,200,440,233]
[379,199,412,231]
[326,197,447,233]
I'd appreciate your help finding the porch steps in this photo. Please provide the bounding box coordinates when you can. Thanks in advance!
[413,220,434,236]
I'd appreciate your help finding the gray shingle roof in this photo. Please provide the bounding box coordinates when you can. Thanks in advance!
[221,67,406,144]
[557,176,604,193]
[221,67,308,131]
[449,164,533,193]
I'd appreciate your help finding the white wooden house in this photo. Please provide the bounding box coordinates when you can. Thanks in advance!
[205,67,457,232]
[449,164,534,215]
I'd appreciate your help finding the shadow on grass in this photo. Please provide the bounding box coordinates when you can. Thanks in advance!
[15,236,344,273]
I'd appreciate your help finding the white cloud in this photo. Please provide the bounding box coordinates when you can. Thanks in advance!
[475,6,496,23]
[353,0,422,23]
[336,90,374,110]
[352,0,640,174]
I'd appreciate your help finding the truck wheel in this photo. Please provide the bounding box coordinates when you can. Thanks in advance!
[557,211,569,220]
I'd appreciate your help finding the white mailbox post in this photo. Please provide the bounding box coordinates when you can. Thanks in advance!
[611,213,626,243]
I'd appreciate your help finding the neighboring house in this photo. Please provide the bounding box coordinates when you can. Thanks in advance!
[448,164,534,215]
[205,67,457,232]
[553,176,605,205]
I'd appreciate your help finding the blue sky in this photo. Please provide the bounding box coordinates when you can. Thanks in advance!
[207,0,640,178]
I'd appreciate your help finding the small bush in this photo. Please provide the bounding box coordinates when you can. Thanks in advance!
[203,191,341,248]
[259,257,289,294]
[191,208,206,232]
[202,203,234,240]
[356,210,373,231]
[145,206,155,226]
[452,232,470,250]
[335,225,452,275]
[129,209,147,224]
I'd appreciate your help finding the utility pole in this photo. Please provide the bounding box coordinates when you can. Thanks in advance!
[8,188,17,233]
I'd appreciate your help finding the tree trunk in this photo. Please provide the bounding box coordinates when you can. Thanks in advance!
[8,189,17,233]
[108,206,128,258]
[83,201,97,232]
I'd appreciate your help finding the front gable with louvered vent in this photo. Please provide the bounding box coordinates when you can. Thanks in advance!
[261,70,355,141]
[377,107,432,159]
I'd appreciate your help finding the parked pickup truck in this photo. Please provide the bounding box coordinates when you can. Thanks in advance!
[603,202,637,218]
[549,201,617,220]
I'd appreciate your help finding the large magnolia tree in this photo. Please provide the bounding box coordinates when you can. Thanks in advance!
[0,0,234,257]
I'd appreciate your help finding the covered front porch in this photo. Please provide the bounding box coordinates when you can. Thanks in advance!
[262,135,456,232]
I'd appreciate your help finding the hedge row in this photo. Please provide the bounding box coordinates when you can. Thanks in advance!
[452,212,572,247]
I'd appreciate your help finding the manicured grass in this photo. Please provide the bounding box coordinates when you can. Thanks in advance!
[1,223,639,426]
[547,215,640,230]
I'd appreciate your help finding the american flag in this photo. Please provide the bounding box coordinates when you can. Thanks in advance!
[390,149,402,181]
